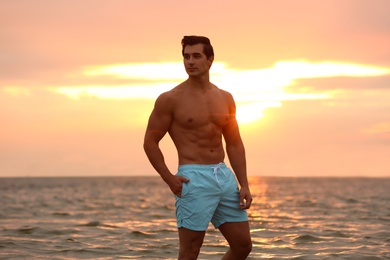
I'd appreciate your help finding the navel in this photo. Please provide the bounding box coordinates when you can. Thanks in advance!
[187,117,193,123]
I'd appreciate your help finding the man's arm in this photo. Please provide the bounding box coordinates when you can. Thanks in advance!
[222,92,252,209]
[143,92,189,196]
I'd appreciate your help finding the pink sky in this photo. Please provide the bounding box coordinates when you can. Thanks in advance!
[1,0,389,177]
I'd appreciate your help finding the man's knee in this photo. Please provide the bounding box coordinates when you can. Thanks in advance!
[242,239,253,255]
[232,238,252,258]
[178,246,201,260]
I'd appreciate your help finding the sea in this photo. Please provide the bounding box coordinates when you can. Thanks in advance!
[0,176,389,260]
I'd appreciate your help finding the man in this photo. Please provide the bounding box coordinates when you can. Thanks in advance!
[143,35,252,260]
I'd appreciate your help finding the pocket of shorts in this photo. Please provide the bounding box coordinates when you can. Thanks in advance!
[181,181,190,197]
[174,172,190,198]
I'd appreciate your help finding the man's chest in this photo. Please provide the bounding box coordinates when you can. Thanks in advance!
[174,98,230,128]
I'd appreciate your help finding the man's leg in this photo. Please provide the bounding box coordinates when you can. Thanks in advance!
[219,221,252,260]
[178,227,206,260]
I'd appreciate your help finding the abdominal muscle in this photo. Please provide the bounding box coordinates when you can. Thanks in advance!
[169,123,226,165]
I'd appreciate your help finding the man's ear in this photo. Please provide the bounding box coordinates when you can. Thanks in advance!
[208,55,214,68]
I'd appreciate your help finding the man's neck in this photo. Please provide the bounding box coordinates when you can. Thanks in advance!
[186,74,211,91]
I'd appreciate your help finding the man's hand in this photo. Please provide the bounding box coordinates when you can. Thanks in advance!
[166,175,190,197]
[239,186,253,210]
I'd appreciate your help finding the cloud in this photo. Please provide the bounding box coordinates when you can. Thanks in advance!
[362,122,390,144]
[363,122,390,135]
[82,62,188,81]
[42,61,389,103]
[2,87,32,97]
[50,84,172,100]
[291,75,390,91]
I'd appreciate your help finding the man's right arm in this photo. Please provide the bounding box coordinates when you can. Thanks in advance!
[143,93,189,196]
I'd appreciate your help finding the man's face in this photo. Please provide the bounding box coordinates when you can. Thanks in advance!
[183,44,213,77]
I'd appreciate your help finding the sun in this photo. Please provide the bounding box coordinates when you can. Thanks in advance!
[236,101,281,124]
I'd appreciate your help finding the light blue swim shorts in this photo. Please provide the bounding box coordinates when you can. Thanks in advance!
[174,162,248,231]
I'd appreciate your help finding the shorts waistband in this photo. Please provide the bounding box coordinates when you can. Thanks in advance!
[178,162,227,172]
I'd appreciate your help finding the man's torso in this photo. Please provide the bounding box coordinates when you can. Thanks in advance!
[167,83,232,165]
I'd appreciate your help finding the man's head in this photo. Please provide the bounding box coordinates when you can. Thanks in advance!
[181,36,214,59]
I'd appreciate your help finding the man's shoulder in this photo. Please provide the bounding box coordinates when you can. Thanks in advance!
[219,88,232,97]
[210,83,231,95]
[161,82,189,98]
[212,85,233,101]
[170,82,187,94]
[155,83,184,106]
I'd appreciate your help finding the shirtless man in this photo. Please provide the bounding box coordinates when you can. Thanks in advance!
[143,36,252,260]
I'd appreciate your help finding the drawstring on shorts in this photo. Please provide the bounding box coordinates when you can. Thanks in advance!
[211,163,228,184]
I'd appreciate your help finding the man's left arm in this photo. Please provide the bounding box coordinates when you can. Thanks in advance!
[222,93,253,209]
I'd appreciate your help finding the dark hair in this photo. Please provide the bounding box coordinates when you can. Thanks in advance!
[181,35,214,59]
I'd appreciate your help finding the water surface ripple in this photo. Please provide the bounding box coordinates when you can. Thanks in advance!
[0,176,389,259]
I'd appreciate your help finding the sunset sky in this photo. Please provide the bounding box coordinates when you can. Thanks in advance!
[1,0,389,177]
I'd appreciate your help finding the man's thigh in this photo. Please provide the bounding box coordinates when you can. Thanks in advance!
[218,221,251,247]
[178,228,206,257]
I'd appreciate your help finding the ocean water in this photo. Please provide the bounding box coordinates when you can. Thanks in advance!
[0,176,389,259]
